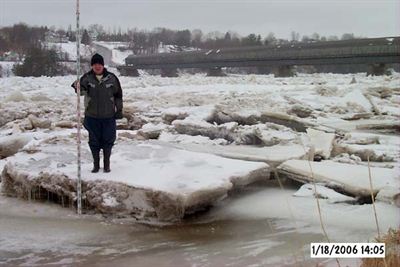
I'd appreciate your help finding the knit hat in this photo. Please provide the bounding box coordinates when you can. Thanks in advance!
[91,53,104,66]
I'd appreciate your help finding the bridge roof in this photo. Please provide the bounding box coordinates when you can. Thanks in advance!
[125,37,400,68]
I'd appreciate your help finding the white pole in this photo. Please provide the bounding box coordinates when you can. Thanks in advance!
[75,0,82,215]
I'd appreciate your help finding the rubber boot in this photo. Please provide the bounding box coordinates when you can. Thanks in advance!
[103,148,112,173]
[91,148,100,173]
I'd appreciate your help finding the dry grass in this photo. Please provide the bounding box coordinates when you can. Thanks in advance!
[361,228,400,267]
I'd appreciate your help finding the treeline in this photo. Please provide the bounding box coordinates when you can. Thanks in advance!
[0,23,47,57]
[72,24,359,53]
[0,23,361,55]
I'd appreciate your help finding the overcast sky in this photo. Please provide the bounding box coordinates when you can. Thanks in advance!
[0,0,399,38]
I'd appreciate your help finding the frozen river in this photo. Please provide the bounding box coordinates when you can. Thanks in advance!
[0,73,399,266]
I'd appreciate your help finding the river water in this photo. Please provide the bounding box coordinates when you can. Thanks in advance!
[1,182,396,267]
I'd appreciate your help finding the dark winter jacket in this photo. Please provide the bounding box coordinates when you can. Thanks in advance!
[72,69,123,119]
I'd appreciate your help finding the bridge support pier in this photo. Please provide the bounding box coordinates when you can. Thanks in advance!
[367,63,388,76]
[125,68,140,77]
[161,68,179,77]
[274,65,296,77]
[207,67,227,77]
[117,67,140,77]
[257,66,273,75]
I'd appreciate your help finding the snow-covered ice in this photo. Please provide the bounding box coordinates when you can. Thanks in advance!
[293,183,356,203]
[2,137,269,221]
[277,159,399,198]
[306,128,335,159]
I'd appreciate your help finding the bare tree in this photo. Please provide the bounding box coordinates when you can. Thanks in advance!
[290,31,300,42]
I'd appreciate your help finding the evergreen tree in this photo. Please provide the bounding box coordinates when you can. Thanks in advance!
[174,30,191,47]
[81,29,91,45]
[13,46,61,77]
[242,34,259,46]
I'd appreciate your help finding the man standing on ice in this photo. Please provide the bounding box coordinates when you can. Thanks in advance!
[72,53,123,173]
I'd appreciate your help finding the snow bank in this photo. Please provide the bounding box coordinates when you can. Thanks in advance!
[46,42,92,61]
[111,49,131,65]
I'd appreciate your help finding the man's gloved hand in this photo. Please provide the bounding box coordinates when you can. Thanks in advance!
[71,80,79,89]
[115,110,123,120]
